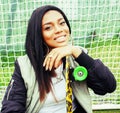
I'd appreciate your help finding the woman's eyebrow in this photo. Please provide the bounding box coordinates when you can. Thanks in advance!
[42,22,51,27]
[42,18,64,26]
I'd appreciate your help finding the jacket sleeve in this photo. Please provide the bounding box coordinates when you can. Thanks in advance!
[75,51,116,95]
[1,60,27,113]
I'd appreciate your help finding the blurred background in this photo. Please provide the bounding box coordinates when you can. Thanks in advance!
[0,0,120,112]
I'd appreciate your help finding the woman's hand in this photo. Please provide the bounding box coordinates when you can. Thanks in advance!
[43,45,82,71]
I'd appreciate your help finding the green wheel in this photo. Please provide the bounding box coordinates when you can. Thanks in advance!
[73,66,88,81]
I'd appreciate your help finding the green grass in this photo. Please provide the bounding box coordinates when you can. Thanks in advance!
[93,110,120,113]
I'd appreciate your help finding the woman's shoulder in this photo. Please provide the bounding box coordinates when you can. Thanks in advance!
[17,54,32,67]
[17,54,36,89]
[17,54,29,62]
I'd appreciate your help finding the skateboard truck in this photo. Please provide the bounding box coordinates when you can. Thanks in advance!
[67,56,88,82]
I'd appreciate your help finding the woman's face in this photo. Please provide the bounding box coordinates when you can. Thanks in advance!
[42,10,70,48]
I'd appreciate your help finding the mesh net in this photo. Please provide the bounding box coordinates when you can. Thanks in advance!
[0,0,120,110]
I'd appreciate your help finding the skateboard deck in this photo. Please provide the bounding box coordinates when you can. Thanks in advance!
[65,56,88,113]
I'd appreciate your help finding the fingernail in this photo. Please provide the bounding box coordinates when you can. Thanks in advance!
[46,66,48,71]
[49,67,52,71]
[43,63,45,67]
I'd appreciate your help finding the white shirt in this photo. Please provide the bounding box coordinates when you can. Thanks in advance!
[39,63,76,113]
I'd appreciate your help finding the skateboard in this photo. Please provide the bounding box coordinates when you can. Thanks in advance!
[65,56,88,113]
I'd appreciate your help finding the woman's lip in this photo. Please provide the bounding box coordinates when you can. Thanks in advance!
[54,35,66,42]
[54,35,66,40]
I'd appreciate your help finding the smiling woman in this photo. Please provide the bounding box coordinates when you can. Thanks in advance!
[42,10,70,48]
[0,5,116,113]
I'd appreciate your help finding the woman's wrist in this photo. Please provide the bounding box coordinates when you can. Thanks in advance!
[72,46,82,58]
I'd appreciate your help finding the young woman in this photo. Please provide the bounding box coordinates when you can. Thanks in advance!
[1,5,116,113]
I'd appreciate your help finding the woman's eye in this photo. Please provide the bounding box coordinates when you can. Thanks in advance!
[60,21,66,26]
[44,26,52,31]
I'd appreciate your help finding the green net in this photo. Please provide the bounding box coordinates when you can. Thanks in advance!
[0,0,120,110]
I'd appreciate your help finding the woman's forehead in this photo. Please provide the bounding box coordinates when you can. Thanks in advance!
[42,10,64,24]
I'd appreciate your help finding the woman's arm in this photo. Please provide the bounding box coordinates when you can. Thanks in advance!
[75,51,116,95]
[1,60,27,113]
[43,45,116,94]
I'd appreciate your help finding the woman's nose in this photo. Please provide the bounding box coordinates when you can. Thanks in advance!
[54,25,62,33]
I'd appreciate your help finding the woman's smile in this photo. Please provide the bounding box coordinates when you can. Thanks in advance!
[42,10,70,48]
[54,35,67,42]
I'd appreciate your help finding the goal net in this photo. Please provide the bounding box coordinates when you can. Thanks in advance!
[0,0,120,110]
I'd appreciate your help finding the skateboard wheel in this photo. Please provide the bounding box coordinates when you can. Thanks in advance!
[73,66,88,81]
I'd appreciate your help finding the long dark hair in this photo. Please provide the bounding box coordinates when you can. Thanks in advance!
[25,5,71,101]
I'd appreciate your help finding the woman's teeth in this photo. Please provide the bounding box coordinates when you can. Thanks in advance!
[55,36,66,42]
